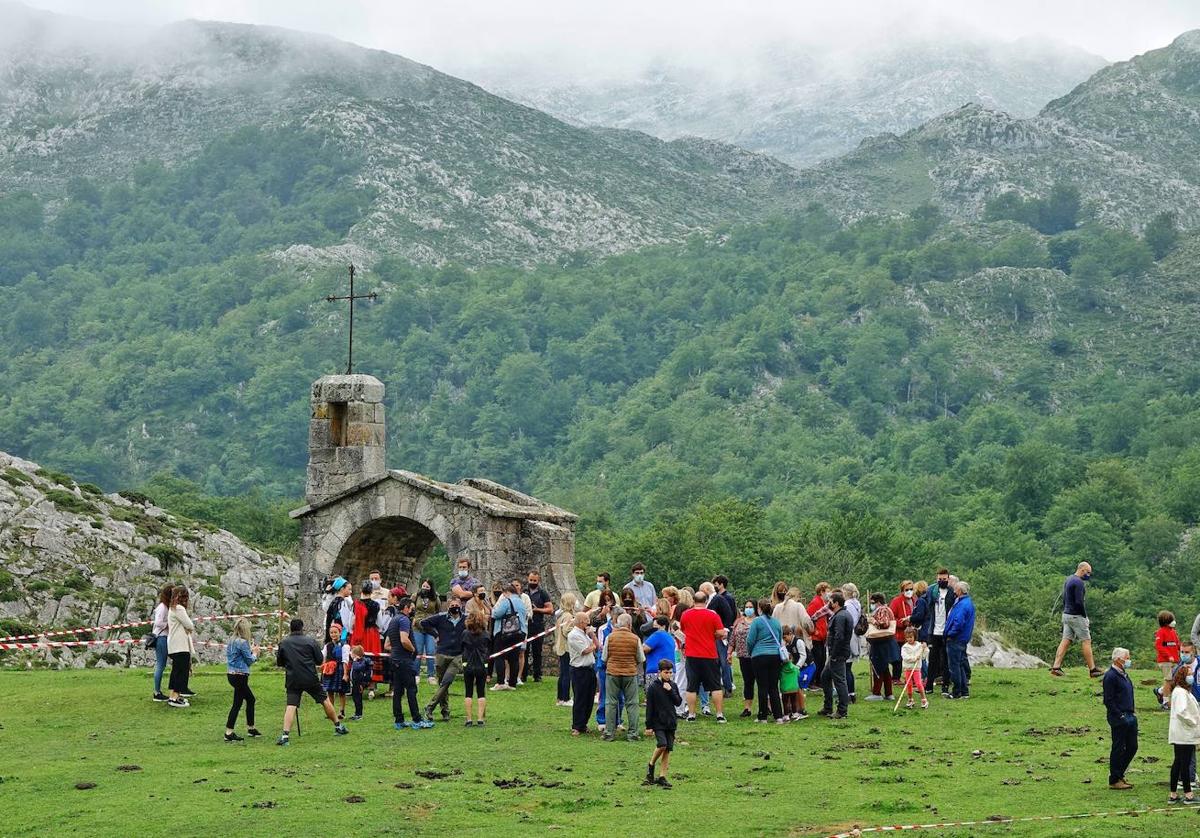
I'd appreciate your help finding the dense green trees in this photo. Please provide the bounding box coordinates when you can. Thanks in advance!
[0,141,1197,663]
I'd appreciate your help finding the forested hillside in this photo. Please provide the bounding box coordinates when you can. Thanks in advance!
[2,140,1199,660]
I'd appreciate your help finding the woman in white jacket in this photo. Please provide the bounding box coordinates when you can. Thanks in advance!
[166,586,197,708]
[1168,665,1200,804]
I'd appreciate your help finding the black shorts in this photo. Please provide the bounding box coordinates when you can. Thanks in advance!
[463,670,486,698]
[286,684,328,707]
[685,657,722,693]
[654,729,676,751]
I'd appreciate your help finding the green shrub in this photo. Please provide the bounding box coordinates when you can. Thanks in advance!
[118,491,152,506]
[0,619,37,638]
[26,580,51,593]
[146,543,184,570]
[43,488,97,516]
[199,584,221,600]
[1,467,30,486]
[34,468,75,487]
[78,483,103,496]
[63,572,90,591]
[0,569,12,591]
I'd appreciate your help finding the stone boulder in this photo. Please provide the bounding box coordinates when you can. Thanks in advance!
[968,630,1046,669]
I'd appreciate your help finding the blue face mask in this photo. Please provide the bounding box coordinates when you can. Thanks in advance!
[1188,675,1196,687]
[1081,573,1092,581]
[744,607,754,617]
[1182,654,1194,665]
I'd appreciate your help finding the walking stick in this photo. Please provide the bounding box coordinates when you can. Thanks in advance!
[893,669,915,713]
[295,705,302,738]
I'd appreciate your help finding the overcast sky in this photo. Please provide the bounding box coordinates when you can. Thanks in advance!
[18,0,1200,70]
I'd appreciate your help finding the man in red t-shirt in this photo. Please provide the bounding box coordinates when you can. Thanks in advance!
[679,591,729,722]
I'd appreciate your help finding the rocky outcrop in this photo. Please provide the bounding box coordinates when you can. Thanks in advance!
[969,631,1047,669]
[0,452,297,669]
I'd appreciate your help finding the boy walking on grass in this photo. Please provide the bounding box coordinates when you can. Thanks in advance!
[645,659,682,788]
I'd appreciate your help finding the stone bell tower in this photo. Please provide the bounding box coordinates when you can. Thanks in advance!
[305,374,387,504]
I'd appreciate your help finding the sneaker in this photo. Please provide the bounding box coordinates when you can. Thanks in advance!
[417,719,435,729]
[476,719,485,727]
[179,690,196,698]
[849,693,856,703]
[830,712,847,720]
[755,718,768,724]
[275,735,289,746]
[790,712,802,721]
[796,711,809,719]
[739,709,752,718]
[941,691,953,699]
[1183,795,1196,805]
[655,777,673,789]
[701,706,712,716]
[715,714,727,724]
[167,697,189,708]
[627,735,641,742]
[152,692,169,702]
[428,677,437,686]
[334,724,349,735]
[490,683,508,691]
[1153,687,1163,702]
[921,700,929,709]
[685,715,697,723]
[394,722,408,730]
[865,695,885,702]
[645,763,656,784]
[906,701,915,709]
[246,728,262,738]
[441,713,451,723]
[1109,780,1133,790]
[817,708,832,717]
[465,720,475,727]
[1049,667,1064,677]
[367,690,375,701]
[563,699,573,707]
[602,733,615,741]
[348,714,363,721]
[555,700,567,706]
[223,732,244,742]
[516,679,524,686]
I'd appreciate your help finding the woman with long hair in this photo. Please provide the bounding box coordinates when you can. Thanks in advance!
[413,578,441,684]
[349,580,384,689]
[224,617,261,741]
[151,584,173,702]
[554,592,580,706]
[166,586,195,708]
[1168,664,1200,803]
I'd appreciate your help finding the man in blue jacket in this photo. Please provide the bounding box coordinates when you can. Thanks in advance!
[420,600,468,722]
[1102,647,1137,790]
[943,581,975,700]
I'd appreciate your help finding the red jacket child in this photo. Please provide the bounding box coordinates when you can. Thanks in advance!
[1155,622,1180,664]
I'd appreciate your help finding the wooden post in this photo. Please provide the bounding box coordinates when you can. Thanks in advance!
[278,583,285,645]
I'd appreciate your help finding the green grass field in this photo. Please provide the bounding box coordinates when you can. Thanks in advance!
[0,664,1197,837]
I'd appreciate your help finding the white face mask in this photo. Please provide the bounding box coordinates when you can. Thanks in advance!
[633,573,645,583]
[903,590,914,599]
[458,569,469,578]
[1171,621,1177,628]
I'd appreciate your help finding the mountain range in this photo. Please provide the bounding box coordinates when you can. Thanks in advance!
[0,2,801,267]
[791,30,1200,228]
[468,36,1107,169]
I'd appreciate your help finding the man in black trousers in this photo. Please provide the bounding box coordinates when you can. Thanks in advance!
[1102,646,1138,790]
[819,592,853,719]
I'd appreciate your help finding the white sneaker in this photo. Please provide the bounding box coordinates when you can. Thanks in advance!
[516,679,524,686]
[427,677,437,686]
[564,699,573,706]
[865,695,885,702]
[701,706,712,716]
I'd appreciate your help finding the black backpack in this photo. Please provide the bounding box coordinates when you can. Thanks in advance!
[853,608,869,637]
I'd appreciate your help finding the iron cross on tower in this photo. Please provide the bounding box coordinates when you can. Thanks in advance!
[326,264,377,374]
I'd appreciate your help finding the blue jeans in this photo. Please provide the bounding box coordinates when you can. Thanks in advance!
[412,631,436,677]
[595,664,624,726]
[947,640,969,697]
[153,634,168,694]
[717,638,734,694]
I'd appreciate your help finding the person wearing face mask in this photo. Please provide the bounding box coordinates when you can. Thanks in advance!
[731,600,758,717]
[1050,562,1101,678]
[419,595,467,723]
[450,559,481,607]
[925,568,957,696]
[1167,663,1200,804]
[1102,647,1138,790]
[1155,611,1183,710]
[806,583,833,688]
[888,581,916,681]
[525,570,554,683]
[585,573,611,609]
[624,562,657,610]
[1175,640,1200,787]
[412,579,442,685]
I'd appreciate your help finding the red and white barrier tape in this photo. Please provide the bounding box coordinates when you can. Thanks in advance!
[827,805,1193,838]
[488,624,556,660]
[0,611,288,643]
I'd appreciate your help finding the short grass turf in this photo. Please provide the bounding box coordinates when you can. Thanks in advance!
[0,665,1197,837]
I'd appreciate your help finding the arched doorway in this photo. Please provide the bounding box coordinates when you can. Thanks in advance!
[332,516,443,592]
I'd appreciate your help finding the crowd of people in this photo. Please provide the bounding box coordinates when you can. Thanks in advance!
[144,557,1200,799]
